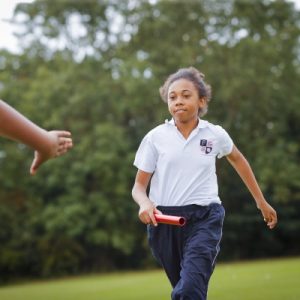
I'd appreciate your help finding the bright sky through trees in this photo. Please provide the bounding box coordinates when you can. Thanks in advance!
[0,0,300,53]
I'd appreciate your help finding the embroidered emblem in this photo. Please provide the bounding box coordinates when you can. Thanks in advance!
[200,139,207,146]
[205,147,212,154]
[200,139,213,154]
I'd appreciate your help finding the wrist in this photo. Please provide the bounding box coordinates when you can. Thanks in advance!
[38,131,58,158]
[138,198,153,207]
[256,198,268,209]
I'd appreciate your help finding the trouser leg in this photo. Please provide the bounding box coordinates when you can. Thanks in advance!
[147,222,184,287]
[172,204,225,300]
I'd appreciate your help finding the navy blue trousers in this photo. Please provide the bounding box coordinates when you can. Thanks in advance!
[147,204,225,300]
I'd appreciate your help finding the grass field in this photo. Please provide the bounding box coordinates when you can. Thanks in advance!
[0,257,299,300]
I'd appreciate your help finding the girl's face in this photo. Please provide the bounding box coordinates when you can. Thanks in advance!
[167,79,205,124]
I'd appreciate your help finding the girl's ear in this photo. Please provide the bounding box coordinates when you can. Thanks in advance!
[198,97,207,116]
[199,97,206,107]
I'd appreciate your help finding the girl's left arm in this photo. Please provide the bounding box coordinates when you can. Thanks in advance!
[226,145,278,229]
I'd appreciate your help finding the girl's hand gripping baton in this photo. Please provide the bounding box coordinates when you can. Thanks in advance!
[154,214,186,226]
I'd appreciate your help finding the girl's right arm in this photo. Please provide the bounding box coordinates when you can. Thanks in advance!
[132,169,161,226]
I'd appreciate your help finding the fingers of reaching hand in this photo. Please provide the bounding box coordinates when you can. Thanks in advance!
[58,131,72,137]
[51,130,71,138]
[57,138,73,153]
[56,132,73,156]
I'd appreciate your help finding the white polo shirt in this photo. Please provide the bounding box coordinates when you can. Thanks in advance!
[134,119,234,207]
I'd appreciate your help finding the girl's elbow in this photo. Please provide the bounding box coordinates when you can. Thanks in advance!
[132,184,141,199]
[131,185,137,198]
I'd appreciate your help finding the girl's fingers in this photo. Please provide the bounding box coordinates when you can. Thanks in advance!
[140,213,151,224]
[149,211,158,226]
[139,207,158,226]
[269,214,278,229]
[56,138,73,156]
[264,212,277,229]
[154,207,163,215]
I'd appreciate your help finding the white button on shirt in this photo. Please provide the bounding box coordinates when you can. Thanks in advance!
[134,119,234,207]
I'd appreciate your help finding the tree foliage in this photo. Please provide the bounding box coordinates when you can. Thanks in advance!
[0,0,299,281]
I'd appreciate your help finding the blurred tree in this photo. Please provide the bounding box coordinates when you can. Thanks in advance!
[0,0,299,280]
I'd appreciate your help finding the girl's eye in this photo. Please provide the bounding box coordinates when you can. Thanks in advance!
[169,95,176,101]
[183,94,190,99]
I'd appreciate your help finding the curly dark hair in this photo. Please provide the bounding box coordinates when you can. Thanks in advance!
[159,67,212,117]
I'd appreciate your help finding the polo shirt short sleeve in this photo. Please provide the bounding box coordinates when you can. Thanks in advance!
[214,125,234,158]
[133,131,158,173]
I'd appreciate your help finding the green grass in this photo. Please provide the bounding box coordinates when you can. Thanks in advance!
[209,257,300,300]
[0,257,299,300]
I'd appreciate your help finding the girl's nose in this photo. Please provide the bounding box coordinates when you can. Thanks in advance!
[175,97,183,105]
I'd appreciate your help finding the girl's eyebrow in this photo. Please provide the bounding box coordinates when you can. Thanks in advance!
[169,89,191,95]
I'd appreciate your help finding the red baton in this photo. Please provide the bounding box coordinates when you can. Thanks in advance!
[154,214,186,226]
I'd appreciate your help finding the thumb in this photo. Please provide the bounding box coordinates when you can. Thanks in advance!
[30,152,42,175]
[154,207,163,215]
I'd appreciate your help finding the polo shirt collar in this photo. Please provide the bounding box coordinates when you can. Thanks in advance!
[165,118,208,129]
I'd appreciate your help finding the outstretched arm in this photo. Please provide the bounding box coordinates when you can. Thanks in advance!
[132,169,162,226]
[0,100,73,175]
[226,145,277,229]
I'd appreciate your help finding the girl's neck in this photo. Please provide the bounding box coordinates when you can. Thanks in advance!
[175,118,199,139]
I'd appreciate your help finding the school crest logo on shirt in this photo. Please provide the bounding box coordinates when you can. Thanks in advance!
[200,139,213,154]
